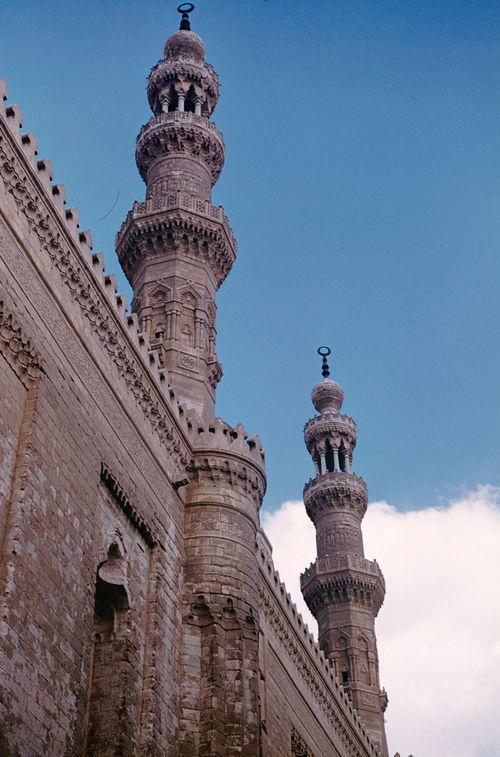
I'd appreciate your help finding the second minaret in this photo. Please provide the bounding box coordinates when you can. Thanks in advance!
[300,349,388,755]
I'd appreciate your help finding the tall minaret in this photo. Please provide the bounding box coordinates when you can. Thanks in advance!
[117,3,234,417]
[300,348,388,755]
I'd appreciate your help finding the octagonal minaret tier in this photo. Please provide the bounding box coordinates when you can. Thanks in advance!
[300,348,389,756]
[116,4,234,417]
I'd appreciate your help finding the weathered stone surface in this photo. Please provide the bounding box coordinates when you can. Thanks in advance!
[0,9,387,757]
[301,367,389,755]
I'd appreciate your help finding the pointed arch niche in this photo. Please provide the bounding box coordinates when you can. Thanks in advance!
[84,541,133,755]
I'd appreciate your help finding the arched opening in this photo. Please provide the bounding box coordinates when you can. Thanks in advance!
[85,544,130,755]
[185,85,197,114]
[167,85,178,112]
[325,440,335,473]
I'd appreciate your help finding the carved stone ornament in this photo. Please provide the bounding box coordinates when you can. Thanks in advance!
[147,61,219,114]
[304,412,357,453]
[303,472,368,521]
[291,727,313,757]
[116,198,235,288]
[259,583,377,757]
[0,129,191,475]
[135,112,225,185]
[300,557,386,616]
[0,295,43,385]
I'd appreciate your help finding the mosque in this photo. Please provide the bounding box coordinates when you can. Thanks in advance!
[0,5,390,755]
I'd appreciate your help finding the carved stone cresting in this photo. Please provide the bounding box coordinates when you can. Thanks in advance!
[0,126,192,475]
[0,295,43,385]
[259,581,377,757]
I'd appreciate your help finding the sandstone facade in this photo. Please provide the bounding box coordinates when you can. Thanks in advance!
[0,8,387,756]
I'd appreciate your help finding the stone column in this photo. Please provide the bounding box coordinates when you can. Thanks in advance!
[333,447,340,472]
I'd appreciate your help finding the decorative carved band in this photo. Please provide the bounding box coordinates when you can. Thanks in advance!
[116,205,235,288]
[301,559,385,616]
[304,413,357,452]
[259,583,376,756]
[304,472,368,520]
[0,297,43,384]
[100,462,157,547]
[136,112,225,185]
[0,130,191,476]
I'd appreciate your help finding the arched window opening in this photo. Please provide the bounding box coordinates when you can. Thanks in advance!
[325,440,335,473]
[167,85,178,112]
[185,85,197,114]
[85,544,130,756]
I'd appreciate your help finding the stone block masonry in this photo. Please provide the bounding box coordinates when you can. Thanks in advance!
[0,6,387,755]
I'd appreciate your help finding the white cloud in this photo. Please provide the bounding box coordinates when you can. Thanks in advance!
[262,487,500,757]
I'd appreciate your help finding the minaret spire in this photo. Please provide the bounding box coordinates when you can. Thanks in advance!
[318,345,332,377]
[116,5,234,418]
[177,3,195,31]
[300,350,389,754]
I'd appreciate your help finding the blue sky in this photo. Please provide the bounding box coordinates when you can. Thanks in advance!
[2,0,499,513]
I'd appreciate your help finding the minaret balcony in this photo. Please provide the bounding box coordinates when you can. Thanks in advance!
[304,471,368,520]
[135,111,225,185]
[304,413,357,455]
[116,191,236,287]
[300,554,385,615]
[117,191,235,248]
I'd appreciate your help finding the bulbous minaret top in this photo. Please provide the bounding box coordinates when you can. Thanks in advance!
[300,347,389,755]
[116,3,236,418]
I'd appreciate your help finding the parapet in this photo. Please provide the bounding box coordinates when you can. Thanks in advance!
[0,79,208,474]
[193,417,265,471]
[256,531,380,755]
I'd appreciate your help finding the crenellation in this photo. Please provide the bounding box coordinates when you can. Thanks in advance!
[257,539,380,755]
[0,7,389,756]
[36,158,53,191]
[3,103,23,140]
[20,132,39,163]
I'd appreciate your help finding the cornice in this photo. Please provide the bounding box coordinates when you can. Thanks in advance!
[304,413,357,452]
[188,453,265,509]
[116,195,236,288]
[136,112,225,185]
[300,557,385,616]
[304,472,368,521]
[100,462,157,547]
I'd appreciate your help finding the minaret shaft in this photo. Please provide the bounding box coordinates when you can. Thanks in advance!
[116,21,234,418]
[300,355,388,755]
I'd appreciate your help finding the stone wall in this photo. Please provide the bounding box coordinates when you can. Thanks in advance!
[0,79,381,756]
[257,531,380,757]
[0,87,188,756]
